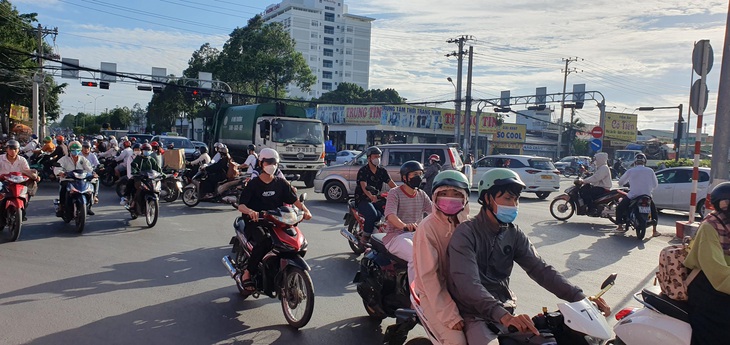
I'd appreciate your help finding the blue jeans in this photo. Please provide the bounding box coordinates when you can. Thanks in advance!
[357,200,382,235]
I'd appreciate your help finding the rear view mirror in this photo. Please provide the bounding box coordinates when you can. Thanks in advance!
[299,193,307,203]
[600,273,617,290]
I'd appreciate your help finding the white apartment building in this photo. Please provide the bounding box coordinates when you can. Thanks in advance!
[262,0,374,99]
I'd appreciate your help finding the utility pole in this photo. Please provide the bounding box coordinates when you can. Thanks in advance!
[568,107,576,155]
[446,35,472,148]
[464,46,474,156]
[31,24,58,138]
[711,2,730,187]
[557,57,579,159]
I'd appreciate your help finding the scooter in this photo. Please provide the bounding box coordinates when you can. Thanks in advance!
[610,285,691,345]
[549,180,625,223]
[181,166,246,208]
[621,195,654,240]
[340,185,388,254]
[0,172,31,242]
[159,168,184,203]
[96,157,119,187]
[54,169,95,233]
[124,170,163,228]
[28,152,56,183]
[384,274,617,345]
[221,194,314,329]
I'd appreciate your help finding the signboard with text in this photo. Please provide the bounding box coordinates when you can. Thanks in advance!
[494,124,527,143]
[605,112,637,142]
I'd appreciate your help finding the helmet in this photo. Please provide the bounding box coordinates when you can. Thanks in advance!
[429,154,440,162]
[132,143,141,150]
[710,182,730,212]
[214,142,223,149]
[130,137,137,142]
[259,148,279,163]
[366,146,382,157]
[109,139,118,147]
[56,135,64,142]
[477,168,525,202]
[150,141,159,148]
[198,146,207,154]
[31,134,38,140]
[218,145,229,154]
[43,136,52,143]
[141,143,152,151]
[5,140,20,149]
[432,170,470,193]
[68,141,82,151]
[399,160,424,178]
[247,144,255,151]
[82,141,91,148]
[634,153,647,165]
[123,140,132,148]
[109,135,116,140]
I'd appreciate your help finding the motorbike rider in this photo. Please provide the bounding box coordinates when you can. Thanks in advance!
[447,168,611,344]
[98,139,119,159]
[81,142,101,205]
[21,134,39,159]
[54,141,96,216]
[201,145,231,199]
[242,145,258,174]
[124,143,163,212]
[121,143,142,205]
[236,148,312,291]
[188,145,211,167]
[615,153,659,236]
[150,141,164,168]
[47,135,68,170]
[423,154,442,198]
[114,140,133,178]
[0,140,39,221]
[684,182,730,345]
[41,136,55,153]
[211,142,224,163]
[356,146,397,244]
[250,148,286,180]
[383,161,433,279]
[578,152,612,213]
[411,170,471,345]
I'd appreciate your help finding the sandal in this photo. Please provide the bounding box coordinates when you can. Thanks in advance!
[652,232,662,237]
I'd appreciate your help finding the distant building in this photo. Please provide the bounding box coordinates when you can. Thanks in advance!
[262,0,374,100]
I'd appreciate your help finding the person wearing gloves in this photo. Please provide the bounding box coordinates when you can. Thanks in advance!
[54,141,96,216]
[578,152,612,213]
[410,170,471,345]
[447,169,611,344]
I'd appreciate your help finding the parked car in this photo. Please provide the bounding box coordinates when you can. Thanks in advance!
[335,150,361,165]
[127,133,153,144]
[554,155,591,174]
[151,135,199,161]
[472,154,560,199]
[652,166,710,218]
[314,143,463,202]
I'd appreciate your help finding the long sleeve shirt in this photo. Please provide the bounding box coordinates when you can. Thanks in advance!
[189,153,211,166]
[83,153,100,168]
[582,164,612,189]
[54,156,93,176]
[98,147,118,159]
[130,156,162,175]
[22,140,38,155]
[116,148,133,162]
[684,220,730,294]
[618,165,658,199]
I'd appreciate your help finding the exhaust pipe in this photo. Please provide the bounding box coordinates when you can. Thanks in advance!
[340,228,359,244]
[221,256,237,278]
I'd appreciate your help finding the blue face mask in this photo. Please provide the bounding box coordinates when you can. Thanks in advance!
[495,204,519,223]
[143,150,152,157]
[70,150,81,156]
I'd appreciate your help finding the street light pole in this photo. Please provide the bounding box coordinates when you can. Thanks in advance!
[637,104,684,162]
[86,94,103,115]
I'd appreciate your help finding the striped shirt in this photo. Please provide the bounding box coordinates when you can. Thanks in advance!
[383,185,433,242]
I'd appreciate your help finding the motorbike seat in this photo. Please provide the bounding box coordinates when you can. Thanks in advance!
[370,233,408,266]
[641,285,689,323]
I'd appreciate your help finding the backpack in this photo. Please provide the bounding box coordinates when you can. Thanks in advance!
[227,160,239,181]
[655,236,700,301]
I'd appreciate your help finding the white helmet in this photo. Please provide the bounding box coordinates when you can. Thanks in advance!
[109,139,118,147]
[259,148,279,163]
[214,142,224,149]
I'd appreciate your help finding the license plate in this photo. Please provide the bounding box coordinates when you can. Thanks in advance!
[541,175,552,180]
[638,206,651,214]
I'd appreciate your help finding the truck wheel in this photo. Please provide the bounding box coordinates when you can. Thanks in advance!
[304,174,315,188]
[324,181,346,202]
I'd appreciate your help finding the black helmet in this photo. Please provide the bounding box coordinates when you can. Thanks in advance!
[247,144,255,151]
[5,140,19,150]
[132,143,141,150]
[82,141,91,148]
[710,182,730,212]
[635,153,647,165]
[399,160,424,178]
[366,146,382,157]
[199,146,208,154]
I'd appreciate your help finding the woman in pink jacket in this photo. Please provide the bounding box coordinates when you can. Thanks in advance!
[410,170,471,345]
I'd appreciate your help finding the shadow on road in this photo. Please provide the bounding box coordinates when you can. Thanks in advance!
[306,253,361,298]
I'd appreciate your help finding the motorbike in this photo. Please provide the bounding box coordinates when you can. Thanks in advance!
[621,195,654,240]
[0,173,31,242]
[340,185,389,254]
[609,285,691,345]
[549,180,625,223]
[54,169,95,233]
[28,152,56,183]
[353,230,411,321]
[159,168,184,203]
[221,194,314,329]
[97,157,119,187]
[181,166,246,208]
[563,164,590,178]
[124,170,164,228]
[384,274,617,345]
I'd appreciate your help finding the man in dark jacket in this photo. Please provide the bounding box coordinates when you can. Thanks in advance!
[423,154,441,198]
[201,145,230,199]
[447,168,611,344]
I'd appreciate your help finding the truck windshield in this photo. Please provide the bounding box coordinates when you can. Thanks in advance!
[272,119,323,145]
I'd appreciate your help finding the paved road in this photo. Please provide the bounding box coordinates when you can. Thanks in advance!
[0,178,692,344]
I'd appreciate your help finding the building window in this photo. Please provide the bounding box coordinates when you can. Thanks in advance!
[310,43,318,50]
[323,60,333,68]
[345,48,352,55]
[311,20,319,27]
[322,82,333,90]
[345,60,352,66]
[323,37,334,45]
[325,6,335,10]
[311,32,318,38]
[345,71,351,77]
[324,25,334,34]
[346,37,352,44]
[310,56,317,62]
[322,71,333,79]
[346,26,353,32]
[323,48,333,57]
[324,12,335,22]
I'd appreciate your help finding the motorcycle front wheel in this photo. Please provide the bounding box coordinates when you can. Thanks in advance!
[100,173,115,187]
[7,207,22,242]
[549,198,575,221]
[146,198,159,228]
[281,266,315,329]
[75,199,86,233]
[182,188,199,207]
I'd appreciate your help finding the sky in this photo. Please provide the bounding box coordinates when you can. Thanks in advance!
[10,0,730,133]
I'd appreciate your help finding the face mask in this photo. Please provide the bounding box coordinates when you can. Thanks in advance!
[407,175,423,189]
[370,158,380,166]
[494,204,519,223]
[436,196,465,215]
[70,150,81,156]
[263,164,277,175]
[142,150,152,157]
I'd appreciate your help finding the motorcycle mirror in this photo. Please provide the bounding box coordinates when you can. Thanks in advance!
[299,193,307,203]
[600,273,618,290]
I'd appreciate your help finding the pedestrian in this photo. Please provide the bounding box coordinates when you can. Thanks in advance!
[423,154,442,198]
[502,158,511,168]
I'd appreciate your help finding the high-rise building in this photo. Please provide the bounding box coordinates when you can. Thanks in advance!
[262,0,374,100]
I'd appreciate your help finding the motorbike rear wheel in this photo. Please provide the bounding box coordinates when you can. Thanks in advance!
[281,266,315,329]
[182,187,199,207]
[116,182,126,198]
[75,199,86,233]
[348,219,366,255]
[145,199,159,228]
[100,173,115,187]
[7,207,22,242]
[631,212,647,240]
[549,198,575,221]
[606,201,618,224]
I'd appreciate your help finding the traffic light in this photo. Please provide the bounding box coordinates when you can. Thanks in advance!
[81,81,98,87]
[100,81,110,90]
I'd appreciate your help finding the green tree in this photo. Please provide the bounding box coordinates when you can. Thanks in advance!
[315,82,406,104]
[146,79,188,133]
[183,43,220,79]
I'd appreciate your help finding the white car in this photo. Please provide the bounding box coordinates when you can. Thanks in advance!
[472,155,560,199]
[335,150,361,165]
[653,167,710,218]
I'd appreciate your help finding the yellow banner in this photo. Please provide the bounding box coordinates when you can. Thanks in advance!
[605,112,637,142]
[10,104,30,122]
[442,111,500,134]
[494,124,527,143]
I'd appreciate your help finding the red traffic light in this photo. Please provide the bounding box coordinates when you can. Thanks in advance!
[81,81,98,87]
[191,89,200,96]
